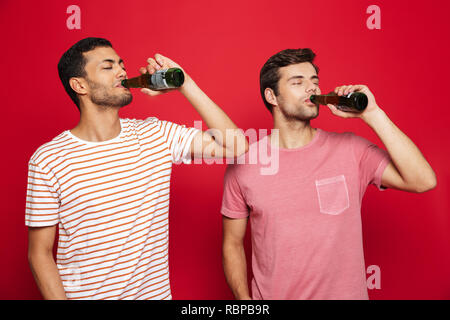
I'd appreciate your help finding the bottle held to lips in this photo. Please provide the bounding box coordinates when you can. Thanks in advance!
[310,91,368,113]
[121,68,185,90]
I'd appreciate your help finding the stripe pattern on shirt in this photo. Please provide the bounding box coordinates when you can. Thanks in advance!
[25,117,199,300]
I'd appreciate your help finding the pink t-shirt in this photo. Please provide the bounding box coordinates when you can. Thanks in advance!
[221,129,391,300]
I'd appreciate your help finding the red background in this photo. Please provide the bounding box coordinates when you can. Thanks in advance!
[1,0,449,299]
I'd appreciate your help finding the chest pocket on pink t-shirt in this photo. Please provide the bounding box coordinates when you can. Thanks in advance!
[315,175,350,215]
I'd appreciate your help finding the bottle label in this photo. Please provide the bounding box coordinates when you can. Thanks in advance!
[151,69,169,89]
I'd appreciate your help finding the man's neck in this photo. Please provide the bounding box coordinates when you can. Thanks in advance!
[70,103,121,142]
[271,115,317,149]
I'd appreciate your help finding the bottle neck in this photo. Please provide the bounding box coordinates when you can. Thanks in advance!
[122,74,151,88]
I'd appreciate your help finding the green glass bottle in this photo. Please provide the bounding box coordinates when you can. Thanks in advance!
[310,91,368,112]
[121,68,185,90]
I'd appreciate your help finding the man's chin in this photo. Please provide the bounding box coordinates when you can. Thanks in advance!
[308,110,319,120]
[120,93,133,107]
[112,92,133,108]
[91,93,133,108]
[290,109,319,122]
[303,105,319,120]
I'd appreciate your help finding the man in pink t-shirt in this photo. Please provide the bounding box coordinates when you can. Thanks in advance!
[221,48,436,300]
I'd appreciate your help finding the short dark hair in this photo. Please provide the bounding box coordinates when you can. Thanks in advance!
[57,37,113,111]
[259,48,319,113]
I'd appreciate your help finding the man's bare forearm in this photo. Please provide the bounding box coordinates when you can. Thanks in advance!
[362,108,436,191]
[29,252,67,300]
[223,242,251,300]
[180,76,248,155]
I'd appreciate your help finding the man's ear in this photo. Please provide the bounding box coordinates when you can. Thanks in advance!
[69,77,88,95]
[264,88,278,107]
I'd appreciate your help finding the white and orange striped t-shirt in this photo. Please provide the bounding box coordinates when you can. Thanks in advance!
[25,117,200,300]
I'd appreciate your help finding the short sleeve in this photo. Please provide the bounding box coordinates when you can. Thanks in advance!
[221,164,249,219]
[25,160,60,227]
[151,118,200,164]
[351,133,391,190]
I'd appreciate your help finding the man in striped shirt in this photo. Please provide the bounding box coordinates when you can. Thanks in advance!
[26,37,248,300]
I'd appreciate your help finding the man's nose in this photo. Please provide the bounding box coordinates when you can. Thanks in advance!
[306,82,318,93]
[117,67,127,79]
